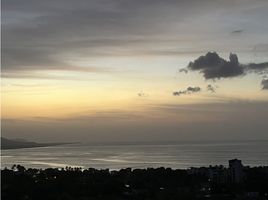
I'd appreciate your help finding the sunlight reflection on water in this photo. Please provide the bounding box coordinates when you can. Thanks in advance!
[2,141,268,169]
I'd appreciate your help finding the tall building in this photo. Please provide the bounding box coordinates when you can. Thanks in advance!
[229,159,244,183]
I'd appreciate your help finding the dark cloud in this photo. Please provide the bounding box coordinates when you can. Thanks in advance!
[246,62,268,74]
[207,84,216,93]
[187,52,268,90]
[261,79,268,90]
[188,52,268,79]
[179,68,188,73]
[231,29,244,34]
[173,86,201,96]
[187,52,244,79]
[187,86,201,92]
[173,91,185,96]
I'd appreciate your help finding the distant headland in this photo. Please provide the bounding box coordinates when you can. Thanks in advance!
[1,137,77,150]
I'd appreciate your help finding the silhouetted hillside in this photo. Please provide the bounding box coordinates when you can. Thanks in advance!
[1,165,268,200]
[1,137,74,150]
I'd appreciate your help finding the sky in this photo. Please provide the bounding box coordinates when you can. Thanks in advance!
[2,0,268,142]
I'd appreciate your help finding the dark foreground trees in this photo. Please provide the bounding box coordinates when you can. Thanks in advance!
[1,165,268,200]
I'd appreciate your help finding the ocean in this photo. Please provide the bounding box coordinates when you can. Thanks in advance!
[1,140,268,170]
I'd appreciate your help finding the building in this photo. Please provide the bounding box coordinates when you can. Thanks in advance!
[208,165,228,184]
[229,159,244,183]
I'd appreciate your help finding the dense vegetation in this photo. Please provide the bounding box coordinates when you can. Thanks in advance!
[1,165,268,200]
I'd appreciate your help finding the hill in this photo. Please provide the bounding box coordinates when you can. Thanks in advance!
[1,137,73,150]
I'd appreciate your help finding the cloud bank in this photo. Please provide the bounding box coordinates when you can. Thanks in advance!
[3,0,268,79]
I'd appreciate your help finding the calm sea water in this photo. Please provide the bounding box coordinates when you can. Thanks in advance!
[1,141,268,170]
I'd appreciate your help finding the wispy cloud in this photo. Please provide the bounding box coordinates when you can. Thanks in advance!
[3,0,268,79]
[231,29,244,34]
[2,65,115,79]
[138,91,149,97]
[207,84,216,93]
